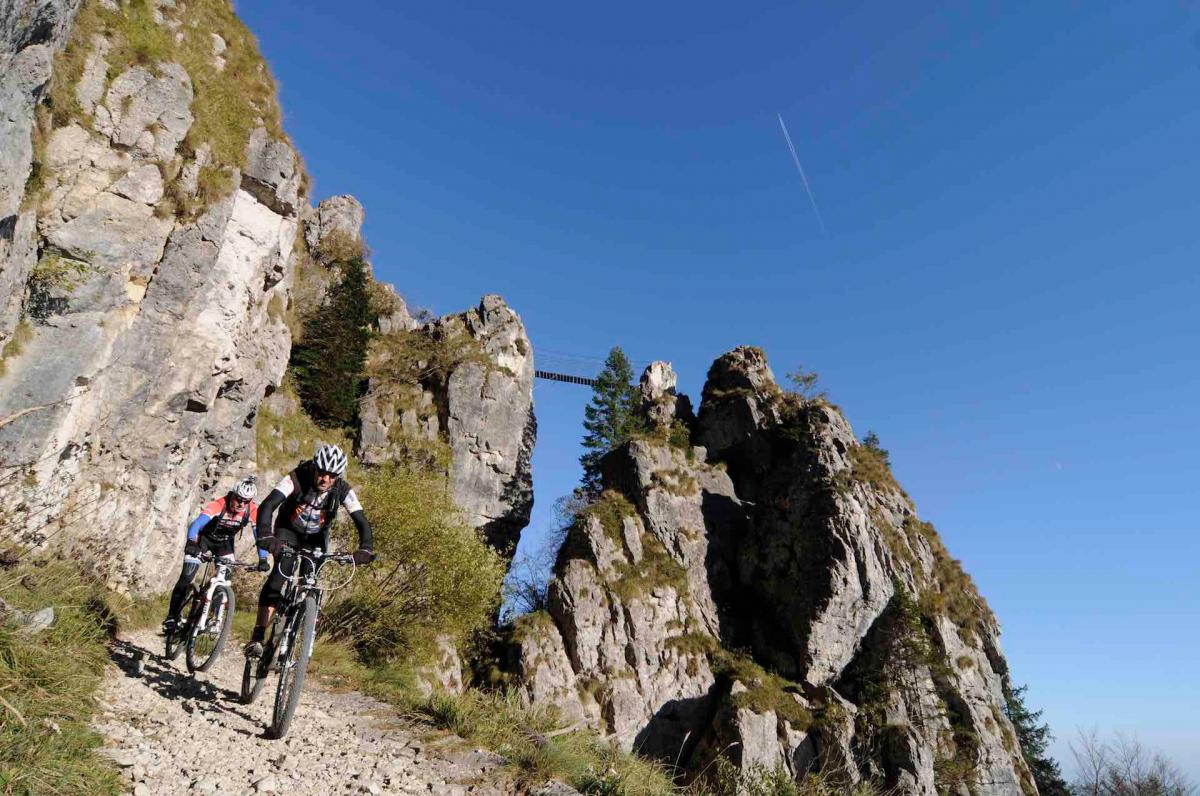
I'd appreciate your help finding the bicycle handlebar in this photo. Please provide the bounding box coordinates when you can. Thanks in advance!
[261,538,355,565]
[196,551,260,570]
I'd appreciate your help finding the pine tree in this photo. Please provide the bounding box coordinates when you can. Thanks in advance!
[579,346,643,496]
[1003,684,1072,796]
[290,257,374,430]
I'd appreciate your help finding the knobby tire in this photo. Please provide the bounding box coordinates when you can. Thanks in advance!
[241,620,274,705]
[164,589,196,660]
[268,595,317,739]
[186,585,234,673]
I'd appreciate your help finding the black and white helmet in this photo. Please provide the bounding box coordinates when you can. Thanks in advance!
[313,444,348,476]
[233,477,258,501]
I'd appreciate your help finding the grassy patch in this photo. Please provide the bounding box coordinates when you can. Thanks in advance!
[254,378,358,479]
[0,559,165,795]
[418,689,676,793]
[651,467,699,497]
[837,443,903,497]
[312,228,365,266]
[576,490,636,545]
[611,533,688,603]
[367,324,492,392]
[712,651,812,731]
[510,610,555,644]
[0,321,35,377]
[47,0,291,210]
[907,517,993,640]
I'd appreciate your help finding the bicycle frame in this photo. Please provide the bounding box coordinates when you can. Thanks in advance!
[193,558,235,633]
[273,548,339,663]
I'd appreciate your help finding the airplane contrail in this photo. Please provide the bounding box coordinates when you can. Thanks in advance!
[776,112,827,236]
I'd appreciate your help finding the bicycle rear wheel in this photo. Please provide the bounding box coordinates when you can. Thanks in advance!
[186,585,234,673]
[240,652,269,704]
[240,621,274,705]
[164,589,195,660]
[267,595,317,739]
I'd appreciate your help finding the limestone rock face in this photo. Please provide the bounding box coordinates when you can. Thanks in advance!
[358,294,535,556]
[303,193,364,250]
[513,362,750,760]
[0,0,81,345]
[513,356,1037,795]
[0,7,298,592]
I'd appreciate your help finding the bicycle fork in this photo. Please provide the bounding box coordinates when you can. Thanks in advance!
[195,572,229,632]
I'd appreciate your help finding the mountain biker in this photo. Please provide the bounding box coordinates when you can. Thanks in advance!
[245,444,374,657]
[163,477,264,635]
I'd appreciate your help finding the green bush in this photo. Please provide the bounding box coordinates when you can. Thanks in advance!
[323,464,505,662]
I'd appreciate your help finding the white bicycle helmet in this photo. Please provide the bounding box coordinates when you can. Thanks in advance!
[233,476,258,501]
[313,443,348,476]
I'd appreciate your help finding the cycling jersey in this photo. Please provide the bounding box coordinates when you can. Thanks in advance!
[254,460,373,563]
[187,495,259,544]
[272,468,362,537]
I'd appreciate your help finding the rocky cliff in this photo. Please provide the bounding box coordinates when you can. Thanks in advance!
[512,350,1035,795]
[0,0,297,591]
[0,0,535,591]
[359,294,536,556]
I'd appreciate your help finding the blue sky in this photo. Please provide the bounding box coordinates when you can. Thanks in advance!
[240,0,1200,775]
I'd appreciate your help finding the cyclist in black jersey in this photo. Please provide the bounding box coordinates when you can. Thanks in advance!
[245,444,374,657]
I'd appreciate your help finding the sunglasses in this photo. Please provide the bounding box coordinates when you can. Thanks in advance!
[315,469,337,480]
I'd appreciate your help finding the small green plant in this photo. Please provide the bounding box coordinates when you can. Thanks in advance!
[0,321,35,377]
[26,254,96,320]
[785,364,826,402]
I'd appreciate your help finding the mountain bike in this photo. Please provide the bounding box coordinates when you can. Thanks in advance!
[239,540,355,739]
[164,551,258,673]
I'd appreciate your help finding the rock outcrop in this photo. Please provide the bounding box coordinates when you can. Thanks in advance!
[512,354,1036,795]
[0,1,296,591]
[358,294,536,556]
[1,0,82,345]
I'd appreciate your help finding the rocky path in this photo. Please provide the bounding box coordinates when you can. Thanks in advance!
[94,628,511,796]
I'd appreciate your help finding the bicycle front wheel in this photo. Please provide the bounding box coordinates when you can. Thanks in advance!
[186,585,234,673]
[268,595,317,739]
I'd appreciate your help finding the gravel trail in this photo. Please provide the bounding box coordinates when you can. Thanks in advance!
[94,628,511,795]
